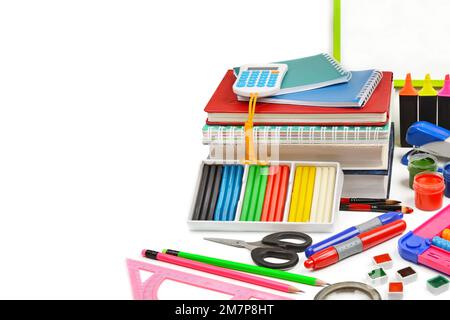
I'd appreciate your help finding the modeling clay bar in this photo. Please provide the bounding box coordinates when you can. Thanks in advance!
[261,166,290,222]
[192,164,223,220]
[289,165,335,224]
[240,165,269,222]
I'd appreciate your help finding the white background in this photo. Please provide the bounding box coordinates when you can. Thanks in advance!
[0,0,448,300]
[341,0,450,79]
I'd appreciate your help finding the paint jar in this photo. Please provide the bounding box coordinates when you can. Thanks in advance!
[444,162,450,198]
[413,172,445,211]
[408,153,438,189]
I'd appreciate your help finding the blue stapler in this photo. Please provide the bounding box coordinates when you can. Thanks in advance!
[401,121,450,166]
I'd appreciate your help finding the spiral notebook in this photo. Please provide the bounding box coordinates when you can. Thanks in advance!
[238,70,382,107]
[202,123,391,145]
[233,53,352,95]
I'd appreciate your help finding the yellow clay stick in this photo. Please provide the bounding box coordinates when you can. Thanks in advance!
[302,167,316,222]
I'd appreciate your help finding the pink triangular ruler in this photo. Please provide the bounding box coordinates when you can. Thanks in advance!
[127,259,292,300]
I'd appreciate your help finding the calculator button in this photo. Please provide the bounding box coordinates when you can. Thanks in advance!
[257,79,267,86]
[236,82,245,87]
[261,71,270,76]
[257,83,266,87]
[241,71,249,76]
[267,82,276,87]
[247,83,256,87]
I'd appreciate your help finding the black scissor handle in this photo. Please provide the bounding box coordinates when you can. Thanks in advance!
[251,247,299,269]
[261,231,312,253]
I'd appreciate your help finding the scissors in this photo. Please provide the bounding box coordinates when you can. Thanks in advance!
[204,231,312,269]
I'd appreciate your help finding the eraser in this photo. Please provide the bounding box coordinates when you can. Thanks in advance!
[427,275,449,295]
[367,268,388,286]
[372,253,393,269]
[388,282,403,300]
[396,266,417,284]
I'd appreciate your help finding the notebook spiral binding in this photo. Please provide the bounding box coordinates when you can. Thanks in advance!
[323,53,348,76]
[357,70,383,107]
[205,124,389,145]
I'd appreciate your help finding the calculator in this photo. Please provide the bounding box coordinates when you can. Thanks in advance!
[233,64,288,98]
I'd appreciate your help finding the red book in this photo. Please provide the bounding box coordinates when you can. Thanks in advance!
[204,71,392,126]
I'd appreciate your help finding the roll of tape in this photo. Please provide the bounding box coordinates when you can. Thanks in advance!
[314,281,381,300]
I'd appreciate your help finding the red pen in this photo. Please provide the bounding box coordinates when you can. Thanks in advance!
[304,220,407,270]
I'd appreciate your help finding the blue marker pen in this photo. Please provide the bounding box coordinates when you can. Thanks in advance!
[305,212,403,258]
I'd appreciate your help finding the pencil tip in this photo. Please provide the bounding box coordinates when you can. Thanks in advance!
[315,280,330,287]
[288,286,304,293]
[402,206,414,214]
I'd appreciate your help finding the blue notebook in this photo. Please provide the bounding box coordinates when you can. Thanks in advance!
[238,70,382,108]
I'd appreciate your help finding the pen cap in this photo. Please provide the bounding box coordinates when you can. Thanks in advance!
[377,212,403,225]
[399,73,418,96]
[438,75,450,97]
[418,74,437,96]
[361,220,407,250]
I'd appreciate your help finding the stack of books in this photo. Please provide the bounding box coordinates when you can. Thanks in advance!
[202,54,394,198]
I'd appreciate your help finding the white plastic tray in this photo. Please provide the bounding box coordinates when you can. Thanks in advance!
[187,159,343,232]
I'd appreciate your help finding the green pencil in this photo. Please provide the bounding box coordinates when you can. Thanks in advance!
[163,249,328,287]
